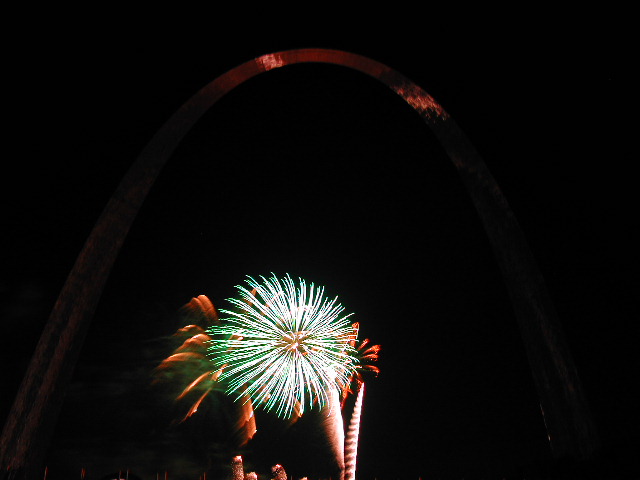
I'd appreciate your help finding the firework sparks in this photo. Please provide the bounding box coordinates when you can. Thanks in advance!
[207,274,359,419]
[154,275,380,479]
[154,295,257,444]
[154,298,221,423]
[340,322,381,406]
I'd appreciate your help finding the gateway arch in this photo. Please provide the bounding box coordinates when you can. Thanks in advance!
[1,49,599,479]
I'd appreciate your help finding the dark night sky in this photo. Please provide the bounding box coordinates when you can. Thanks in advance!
[1,13,637,480]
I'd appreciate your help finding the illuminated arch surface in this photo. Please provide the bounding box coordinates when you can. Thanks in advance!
[0,49,599,478]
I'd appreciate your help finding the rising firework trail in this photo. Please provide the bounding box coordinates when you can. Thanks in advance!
[344,384,365,480]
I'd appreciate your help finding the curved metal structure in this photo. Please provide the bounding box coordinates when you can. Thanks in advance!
[1,49,599,479]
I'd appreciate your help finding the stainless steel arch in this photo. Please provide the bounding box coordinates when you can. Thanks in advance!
[0,49,599,478]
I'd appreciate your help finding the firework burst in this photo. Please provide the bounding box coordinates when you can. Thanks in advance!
[207,274,359,419]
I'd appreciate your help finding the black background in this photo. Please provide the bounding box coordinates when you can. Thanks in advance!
[1,10,636,480]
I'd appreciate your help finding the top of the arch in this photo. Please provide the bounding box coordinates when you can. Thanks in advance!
[234,48,450,123]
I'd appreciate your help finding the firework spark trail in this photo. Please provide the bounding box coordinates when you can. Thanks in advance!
[207,274,359,419]
[344,384,365,480]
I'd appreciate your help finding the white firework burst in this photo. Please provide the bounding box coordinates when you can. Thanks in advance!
[207,273,358,419]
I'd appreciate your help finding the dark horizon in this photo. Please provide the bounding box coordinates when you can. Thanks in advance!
[1,19,636,480]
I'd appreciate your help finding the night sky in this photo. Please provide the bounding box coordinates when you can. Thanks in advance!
[1,15,636,480]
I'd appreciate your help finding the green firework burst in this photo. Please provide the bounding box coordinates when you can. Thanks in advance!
[207,274,359,419]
